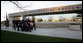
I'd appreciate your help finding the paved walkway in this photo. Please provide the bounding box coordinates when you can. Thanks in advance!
[1,26,82,40]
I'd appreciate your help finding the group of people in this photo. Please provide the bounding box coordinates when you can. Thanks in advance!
[12,17,36,32]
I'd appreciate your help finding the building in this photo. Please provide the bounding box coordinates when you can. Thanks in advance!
[9,4,82,23]
[8,4,82,29]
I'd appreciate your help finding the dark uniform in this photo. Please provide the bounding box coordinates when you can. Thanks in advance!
[12,20,16,30]
[32,20,36,30]
[25,20,28,31]
[21,20,27,31]
[27,19,32,32]
[30,20,33,30]
[15,20,20,31]
[18,20,21,31]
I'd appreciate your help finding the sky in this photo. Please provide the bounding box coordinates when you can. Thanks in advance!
[1,1,82,21]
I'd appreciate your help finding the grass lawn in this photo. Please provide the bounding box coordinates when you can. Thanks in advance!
[1,30,82,42]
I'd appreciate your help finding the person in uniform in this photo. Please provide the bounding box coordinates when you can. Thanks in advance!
[18,19,21,31]
[21,17,27,31]
[32,18,36,30]
[21,18,25,31]
[12,17,16,30]
[27,18,32,32]
[15,17,20,31]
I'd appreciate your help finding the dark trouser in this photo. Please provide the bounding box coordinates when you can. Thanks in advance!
[21,26,23,31]
[22,26,26,31]
[27,26,31,32]
[12,24,16,30]
[33,24,36,30]
[20,25,24,31]
[16,25,19,31]
[31,26,33,30]
[24,26,27,31]
[17,26,20,31]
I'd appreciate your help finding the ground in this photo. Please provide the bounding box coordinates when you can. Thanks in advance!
[1,30,82,42]
[1,26,82,40]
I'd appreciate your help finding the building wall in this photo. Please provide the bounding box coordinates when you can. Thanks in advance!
[36,22,69,28]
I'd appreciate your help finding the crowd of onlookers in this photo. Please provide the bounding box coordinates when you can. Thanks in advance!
[12,17,36,32]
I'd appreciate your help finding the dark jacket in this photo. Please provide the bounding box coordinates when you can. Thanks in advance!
[27,19,31,26]
[12,20,16,24]
[21,20,27,27]
[32,20,35,26]
[15,20,20,27]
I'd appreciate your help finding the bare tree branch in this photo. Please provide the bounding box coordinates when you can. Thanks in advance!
[10,1,32,10]
[10,1,23,10]
[9,1,33,14]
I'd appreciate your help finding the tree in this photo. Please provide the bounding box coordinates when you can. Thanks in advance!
[9,1,32,13]
[9,1,33,20]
